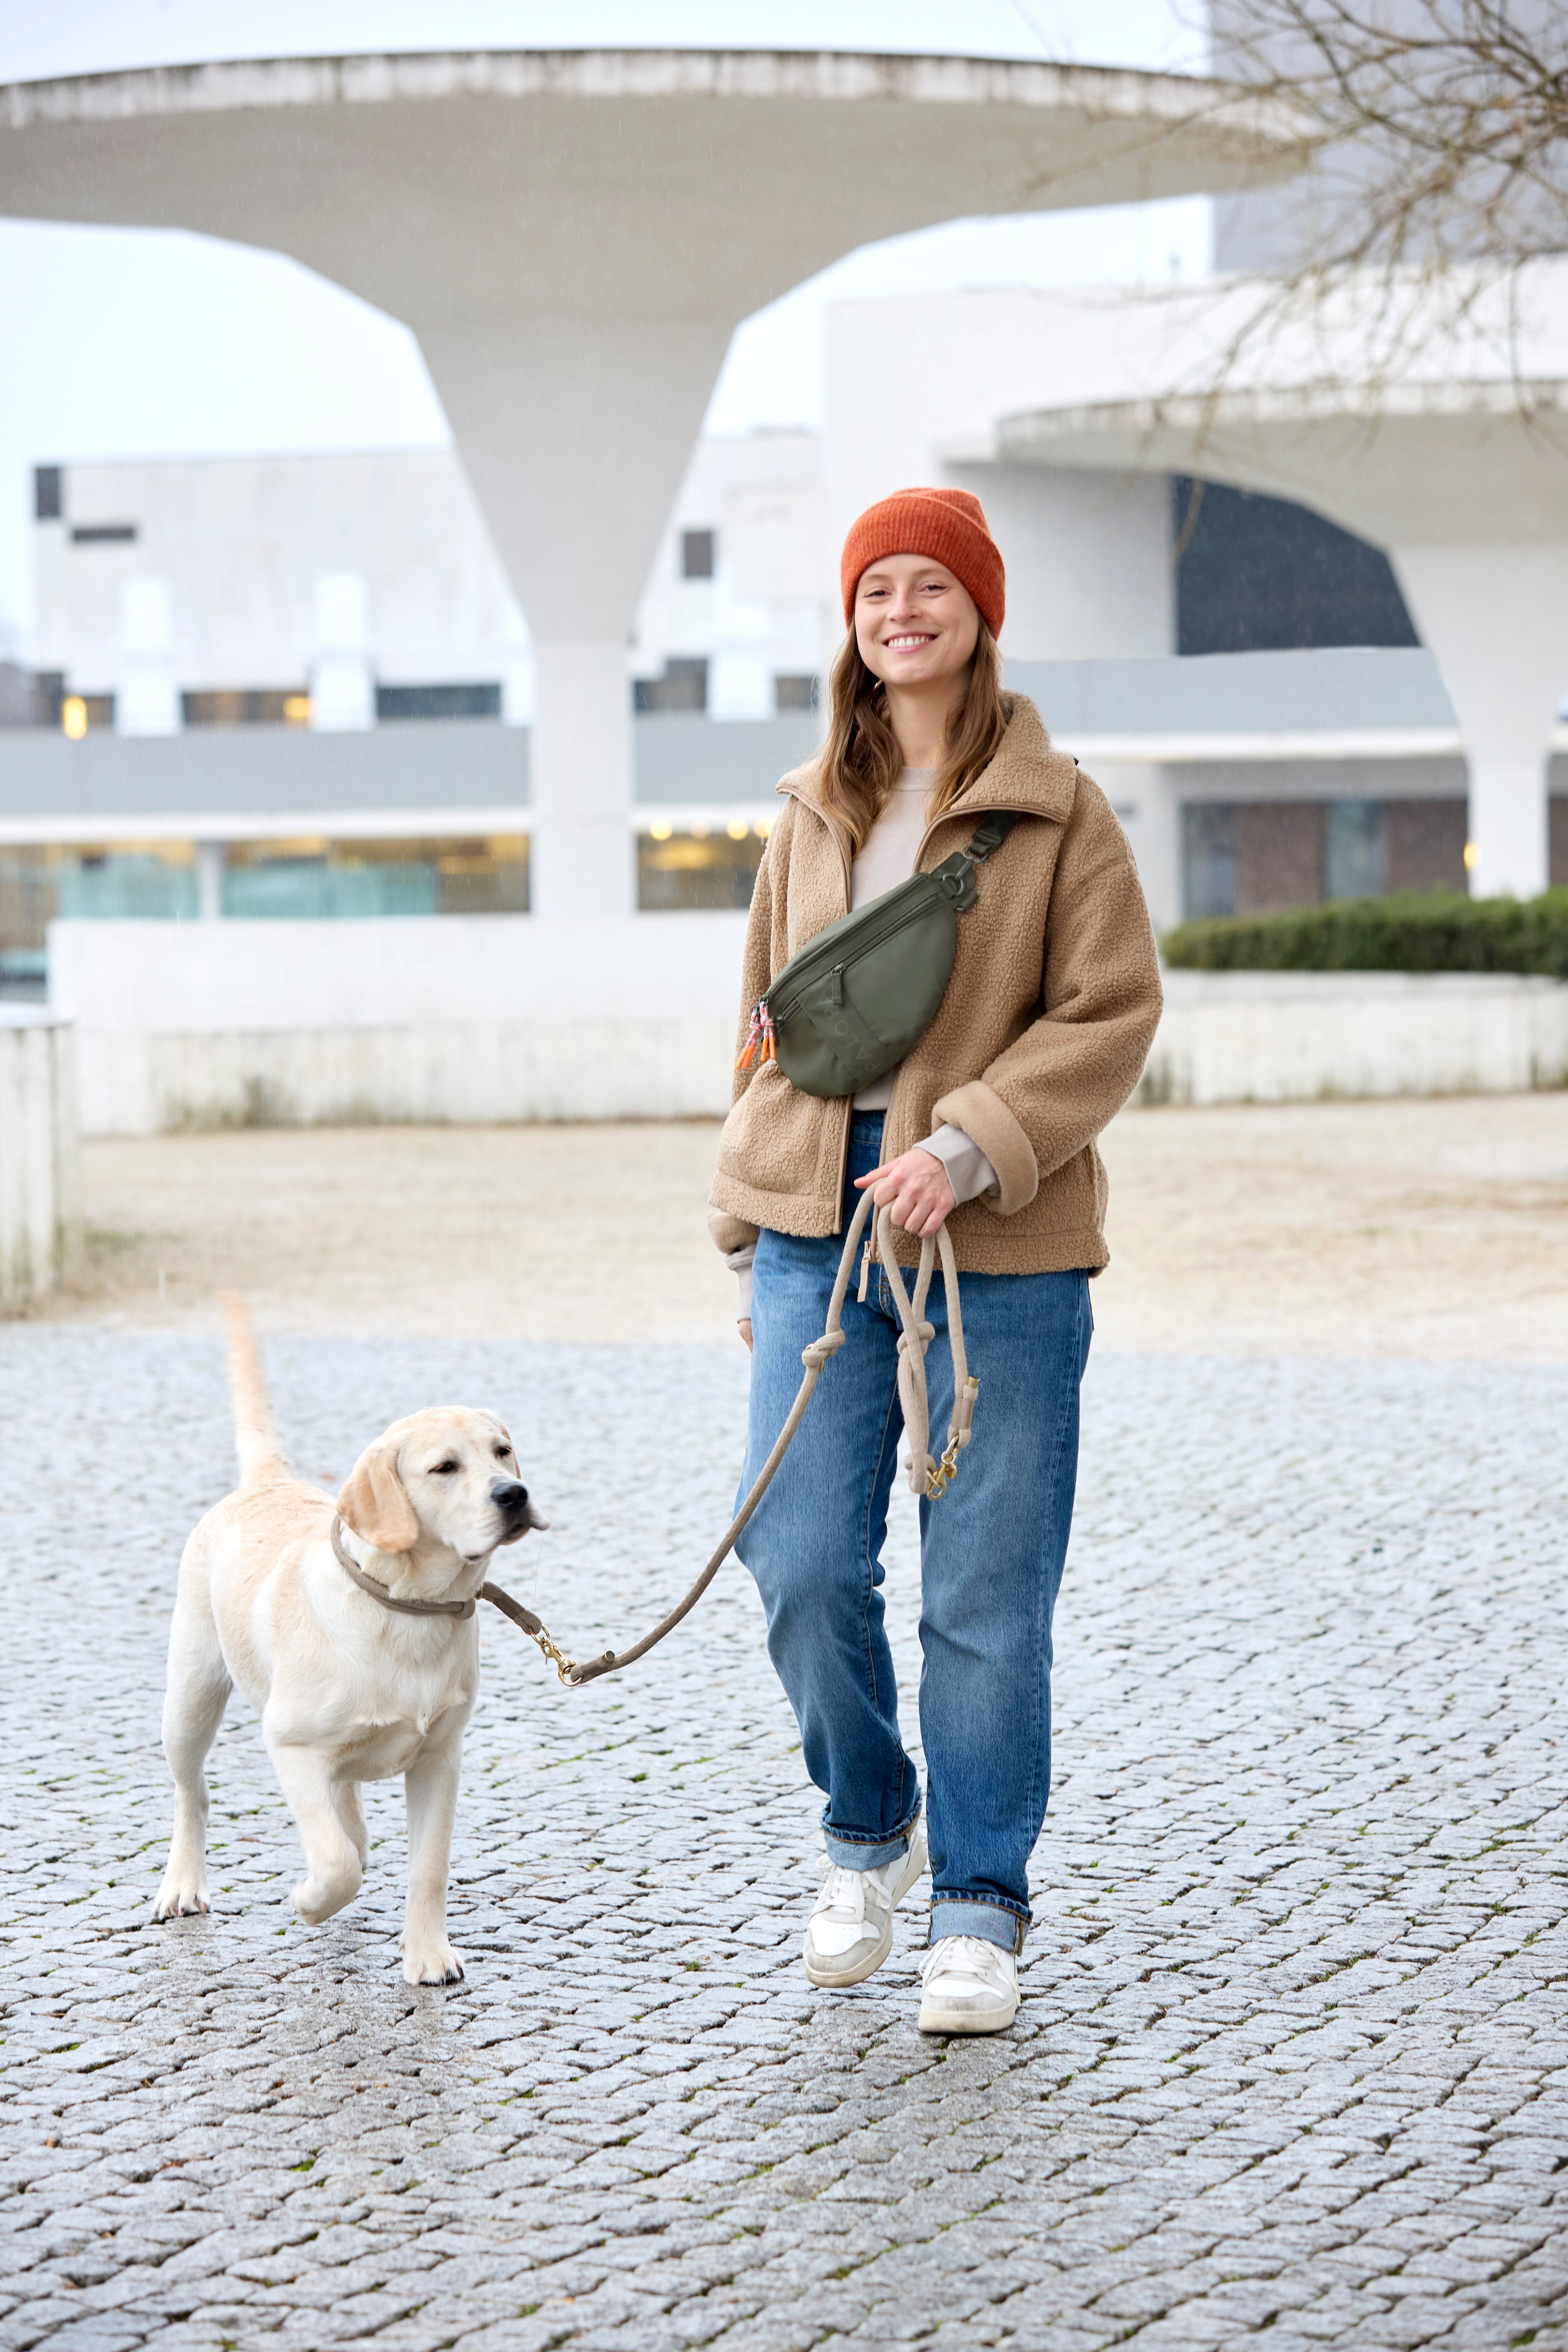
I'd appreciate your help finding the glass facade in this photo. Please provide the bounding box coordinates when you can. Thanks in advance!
[0,833,530,995]
[637,821,766,911]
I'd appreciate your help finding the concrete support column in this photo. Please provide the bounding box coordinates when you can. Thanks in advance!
[530,641,636,919]
[1393,544,1568,900]
[195,840,226,921]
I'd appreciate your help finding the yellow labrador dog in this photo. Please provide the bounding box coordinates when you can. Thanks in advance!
[154,1296,545,1983]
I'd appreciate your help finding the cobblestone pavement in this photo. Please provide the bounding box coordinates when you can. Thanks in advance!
[4,1326,1568,2352]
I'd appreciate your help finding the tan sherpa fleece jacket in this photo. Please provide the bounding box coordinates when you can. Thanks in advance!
[707,693,1163,1275]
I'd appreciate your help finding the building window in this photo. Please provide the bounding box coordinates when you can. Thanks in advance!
[637,820,766,911]
[222,835,529,917]
[61,693,115,737]
[1181,804,1237,920]
[633,657,708,715]
[69,523,138,546]
[681,528,716,580]
[774,674,818,713]
[374,682,502,723]
[182,689,312,728]
[34,466,62,522]
[1173,477,1419,654]
[1325,799,1387,901]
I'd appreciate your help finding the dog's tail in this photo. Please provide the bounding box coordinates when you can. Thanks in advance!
[220,1292,291,1486]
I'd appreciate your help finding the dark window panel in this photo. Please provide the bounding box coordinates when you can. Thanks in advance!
[633,656,708,714]
[69,523,138,546]
[1181,803,1237,919]
[1174,476,1419,654]
[774,673,818,712]
[1553,798,1568,890]
[681,528,716,580]
[34,466,62,522]
[374,682,502,722]
[1325,799,1387,900]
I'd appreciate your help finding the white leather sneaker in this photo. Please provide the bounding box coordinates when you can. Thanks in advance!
[917,1935,1020,2034]
[802,1828,928,1988]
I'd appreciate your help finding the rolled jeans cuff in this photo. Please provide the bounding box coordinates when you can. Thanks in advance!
[928,1899,1028,1955]
[823,1796,922,1873]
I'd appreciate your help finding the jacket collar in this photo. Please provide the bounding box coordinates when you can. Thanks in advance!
[776,692,1078,831]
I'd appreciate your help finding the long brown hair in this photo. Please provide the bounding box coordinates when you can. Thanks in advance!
[817,621,1009,857]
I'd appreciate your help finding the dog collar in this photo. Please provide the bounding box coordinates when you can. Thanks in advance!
[330,1514,478,1619]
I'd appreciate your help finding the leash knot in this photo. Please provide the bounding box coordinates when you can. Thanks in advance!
[801,1330,847,1371]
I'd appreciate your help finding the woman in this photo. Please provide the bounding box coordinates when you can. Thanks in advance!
[709,488,1162,2034]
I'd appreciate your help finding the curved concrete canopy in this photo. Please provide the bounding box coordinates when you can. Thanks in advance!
[0,49,1310,914]
[996,365,1568,899]
[997,377,1568,548]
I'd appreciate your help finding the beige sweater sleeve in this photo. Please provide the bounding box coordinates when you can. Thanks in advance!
[932,786,1163,1216]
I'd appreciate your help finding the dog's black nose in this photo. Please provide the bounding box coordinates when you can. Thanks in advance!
[491,1479,530,1515]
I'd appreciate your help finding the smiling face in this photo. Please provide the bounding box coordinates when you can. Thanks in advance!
[337,1407,546,1565]
[853,553,981,698]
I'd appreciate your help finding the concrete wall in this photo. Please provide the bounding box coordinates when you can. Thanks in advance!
[1144,971,1568,1106]
[50,913,748,1133]
[0,1011,80,1305]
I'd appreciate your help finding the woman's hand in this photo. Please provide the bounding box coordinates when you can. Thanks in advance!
[854,1147,956,1239]
[739,1318,753,1353]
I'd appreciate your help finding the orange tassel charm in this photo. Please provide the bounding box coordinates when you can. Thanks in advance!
[736,1000,776,1071]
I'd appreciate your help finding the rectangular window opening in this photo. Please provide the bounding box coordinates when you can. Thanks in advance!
[680,528,716,581]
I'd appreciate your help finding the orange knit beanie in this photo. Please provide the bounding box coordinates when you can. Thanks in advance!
[840,487,1005,639]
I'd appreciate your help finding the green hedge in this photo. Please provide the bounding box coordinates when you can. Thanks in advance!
[1161,889,1568,977]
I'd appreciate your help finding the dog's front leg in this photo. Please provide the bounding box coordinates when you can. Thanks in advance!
[401,1717,467,1985]
[268,1742,364,1925]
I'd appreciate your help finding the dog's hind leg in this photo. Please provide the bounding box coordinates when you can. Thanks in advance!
[401,1714,467,1986]
[154,1545,232,1922]
[268,1742,364,1925]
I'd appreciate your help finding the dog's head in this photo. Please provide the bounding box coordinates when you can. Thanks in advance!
[337,1407,547,1565]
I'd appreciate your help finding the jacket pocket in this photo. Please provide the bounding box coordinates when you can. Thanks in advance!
[718,1061,834,1206]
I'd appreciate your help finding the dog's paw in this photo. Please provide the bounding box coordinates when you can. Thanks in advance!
[290,1867,360,1926]
[153,1872,208,1923]
[403,1941,466,1986]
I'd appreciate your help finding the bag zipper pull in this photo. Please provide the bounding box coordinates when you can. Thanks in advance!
[734,997,777,1070]
[830,964,845,1007]
[858,1232,873,1304]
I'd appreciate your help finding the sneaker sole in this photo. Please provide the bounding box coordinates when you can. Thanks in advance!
[917,1990,1020,2035]
[803,1828,928,1989]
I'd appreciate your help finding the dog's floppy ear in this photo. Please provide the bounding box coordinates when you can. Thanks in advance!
[338,1442,420,1554]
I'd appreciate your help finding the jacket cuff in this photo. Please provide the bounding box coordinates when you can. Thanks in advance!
[724,1244,756,1321]
[918,1124,998,1207]
[930,1081,1038,1216]
[709,1208,760,1256]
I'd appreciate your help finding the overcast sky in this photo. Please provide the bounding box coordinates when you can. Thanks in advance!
[0,0,1211,647]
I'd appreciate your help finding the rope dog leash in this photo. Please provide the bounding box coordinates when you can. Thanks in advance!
[332,1188,978,1687]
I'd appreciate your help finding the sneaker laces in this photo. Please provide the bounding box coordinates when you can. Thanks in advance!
[919,1934,1007,1984]
[815,1863,870,1924]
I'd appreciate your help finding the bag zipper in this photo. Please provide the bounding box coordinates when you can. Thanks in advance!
[766,880,952,1027]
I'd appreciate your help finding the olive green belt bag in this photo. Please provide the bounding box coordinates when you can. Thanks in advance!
[736,810,1023,1100]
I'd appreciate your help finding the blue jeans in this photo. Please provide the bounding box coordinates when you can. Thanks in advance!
[736,1111,1091,1954]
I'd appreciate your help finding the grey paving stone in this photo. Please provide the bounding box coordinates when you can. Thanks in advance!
[4,1331,1568,2350]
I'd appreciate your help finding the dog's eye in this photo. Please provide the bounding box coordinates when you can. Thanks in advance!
[493,1444,512,1460]
[430,1459,459,1476]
